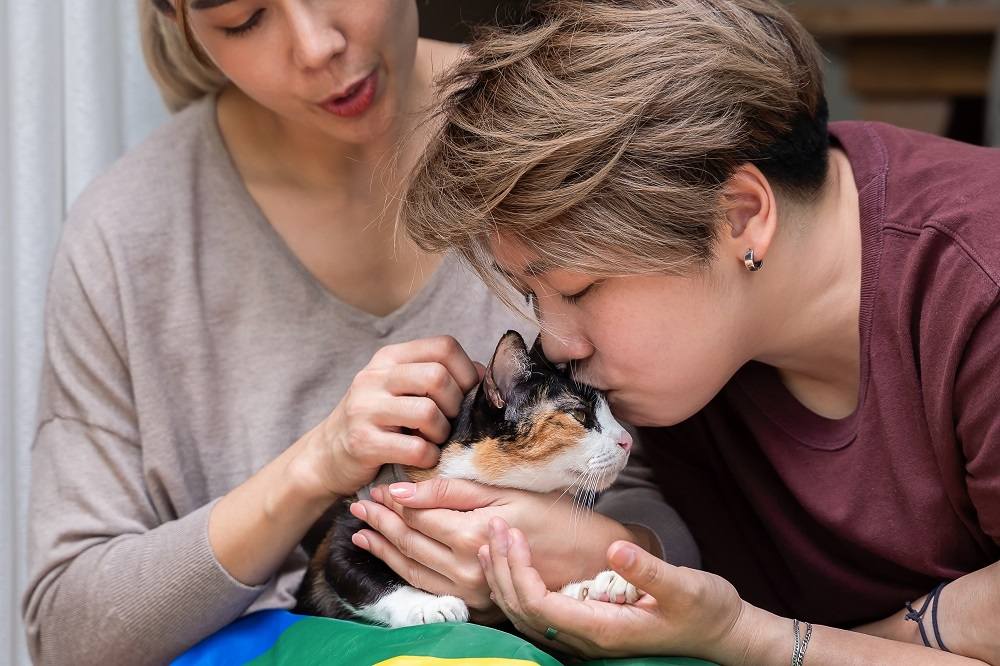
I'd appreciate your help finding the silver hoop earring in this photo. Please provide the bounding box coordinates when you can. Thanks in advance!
[744,248,763,272]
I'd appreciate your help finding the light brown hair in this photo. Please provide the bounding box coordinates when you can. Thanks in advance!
[140,0,227,112]
[402,0,829,298]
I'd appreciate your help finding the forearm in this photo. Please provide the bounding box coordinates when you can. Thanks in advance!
[854,562,1000,664]
[208,425,336,585]
[741,604,990,666]
[25,502,266,666]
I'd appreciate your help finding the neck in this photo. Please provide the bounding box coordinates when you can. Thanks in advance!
[751,148,863,417]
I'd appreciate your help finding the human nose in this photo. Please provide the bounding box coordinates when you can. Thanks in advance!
[534,305,593,366]
[287,4,347,71]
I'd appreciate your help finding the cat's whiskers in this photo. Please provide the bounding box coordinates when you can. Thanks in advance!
[568,467,601,545]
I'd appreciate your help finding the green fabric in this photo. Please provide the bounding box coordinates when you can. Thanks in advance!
[244,616,717,666]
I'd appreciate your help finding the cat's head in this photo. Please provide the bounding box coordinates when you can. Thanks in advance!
[438,331,632,495]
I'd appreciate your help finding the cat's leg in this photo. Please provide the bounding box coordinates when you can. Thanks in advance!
[560,570,640,604]
[295,500,469,627]
[357,585,469,628]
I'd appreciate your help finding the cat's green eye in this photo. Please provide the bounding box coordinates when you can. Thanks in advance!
[570,408,587,424]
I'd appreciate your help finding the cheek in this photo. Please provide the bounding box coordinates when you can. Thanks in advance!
[593,284,743,424]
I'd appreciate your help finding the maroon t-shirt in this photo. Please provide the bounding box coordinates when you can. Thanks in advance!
[641,121,1000,627]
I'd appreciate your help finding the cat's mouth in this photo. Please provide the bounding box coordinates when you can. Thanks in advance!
[567,452,629,493]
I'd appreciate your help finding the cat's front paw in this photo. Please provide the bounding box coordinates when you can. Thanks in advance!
[368,587,470,628]
[390,594,469,627]
[402,594,470,626]
[559,570,639,604]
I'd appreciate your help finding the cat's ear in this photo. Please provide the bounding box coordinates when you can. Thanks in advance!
[484,331,531,409]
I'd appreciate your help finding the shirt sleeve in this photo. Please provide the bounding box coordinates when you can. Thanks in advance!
[595,428,701,568]
[21,221,265,666]
[954,295,1000,545]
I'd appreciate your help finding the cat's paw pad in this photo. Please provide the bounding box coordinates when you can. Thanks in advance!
[561,570,639,604]
[400,595,469,626]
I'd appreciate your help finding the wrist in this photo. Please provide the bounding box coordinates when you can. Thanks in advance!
[583,517,634,578]
[281,426,344,514]
[724,602,791,666]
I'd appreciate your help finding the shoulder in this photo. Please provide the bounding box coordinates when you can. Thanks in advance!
[835,121,1000,288]
[61,94,228,258]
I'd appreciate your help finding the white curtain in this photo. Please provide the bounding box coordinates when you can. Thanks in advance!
[1,2,168,664]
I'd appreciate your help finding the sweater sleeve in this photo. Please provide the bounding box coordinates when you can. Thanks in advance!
[595,428,701,568]
[21,221,265,666]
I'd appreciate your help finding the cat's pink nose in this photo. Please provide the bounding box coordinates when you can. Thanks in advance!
[617,431,633,451]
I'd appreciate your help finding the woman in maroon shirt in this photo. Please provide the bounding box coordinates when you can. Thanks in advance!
[349,0,1000,664]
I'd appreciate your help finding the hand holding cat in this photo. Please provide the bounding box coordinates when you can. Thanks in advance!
[351,477,635,620]
[480,517,765,664]
[292,336,482,499]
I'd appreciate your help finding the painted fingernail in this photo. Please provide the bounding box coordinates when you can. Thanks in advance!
[352,532,370,550]
[350,502,368,520]
[389,483,414,499]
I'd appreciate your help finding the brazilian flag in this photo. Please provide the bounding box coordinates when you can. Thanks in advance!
[172,610,718,666]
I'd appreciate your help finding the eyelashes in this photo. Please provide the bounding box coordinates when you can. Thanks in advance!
[561,283,595,305]
[223,8,265,37]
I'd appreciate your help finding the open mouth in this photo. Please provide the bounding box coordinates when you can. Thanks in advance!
[319,70,378,118]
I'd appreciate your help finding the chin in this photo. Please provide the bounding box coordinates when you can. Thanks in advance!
[607,396,682,428]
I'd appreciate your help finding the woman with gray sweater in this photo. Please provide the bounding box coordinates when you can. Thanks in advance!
[21,2,695,664]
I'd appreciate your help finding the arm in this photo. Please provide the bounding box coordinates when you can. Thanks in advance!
[22,232,479,664]
[21,240,273,666]
[479,523,992,666]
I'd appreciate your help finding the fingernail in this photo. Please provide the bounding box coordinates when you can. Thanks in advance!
[611,544,636,569]
[389,483,414,499]
[350,502,367,520]
[371,487,384,502]
[352,532,370,550]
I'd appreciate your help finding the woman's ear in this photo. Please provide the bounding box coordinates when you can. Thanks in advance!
[721,164,778,267]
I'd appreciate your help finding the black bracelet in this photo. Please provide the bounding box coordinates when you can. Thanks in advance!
[904,581,951,652]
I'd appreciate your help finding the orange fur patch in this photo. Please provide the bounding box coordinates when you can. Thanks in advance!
[472,410,585,480]
[402,445,467,483]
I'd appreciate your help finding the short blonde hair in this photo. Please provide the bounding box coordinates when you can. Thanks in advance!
[140,0,227,112]
[402,0,828,296]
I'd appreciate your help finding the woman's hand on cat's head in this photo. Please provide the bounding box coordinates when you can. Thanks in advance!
[290,336,481,499]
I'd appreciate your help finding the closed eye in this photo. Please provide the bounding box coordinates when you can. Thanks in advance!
[223,8,265,37]
[569,408,587,424]
[562,282,596,305]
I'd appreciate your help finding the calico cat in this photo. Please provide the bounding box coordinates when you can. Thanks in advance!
[294,331,638,627]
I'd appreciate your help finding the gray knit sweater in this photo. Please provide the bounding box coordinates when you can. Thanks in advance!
[22,95,697,665]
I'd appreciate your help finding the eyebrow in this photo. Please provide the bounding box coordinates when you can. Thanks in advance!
[190,0,235,10]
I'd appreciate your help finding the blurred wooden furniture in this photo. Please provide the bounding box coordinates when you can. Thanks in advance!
[790,3,1000,140]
